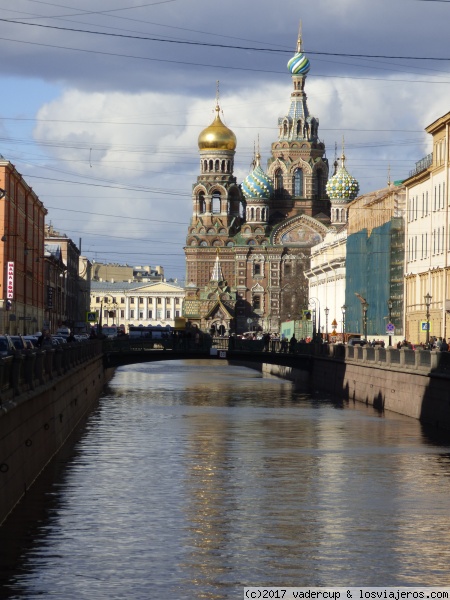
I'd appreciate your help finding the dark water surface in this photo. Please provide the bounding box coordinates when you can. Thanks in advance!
[1,360,450,599]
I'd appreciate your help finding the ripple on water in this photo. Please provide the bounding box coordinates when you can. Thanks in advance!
[2,360,450,598]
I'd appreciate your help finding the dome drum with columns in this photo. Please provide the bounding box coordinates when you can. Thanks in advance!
[184,26,358,335]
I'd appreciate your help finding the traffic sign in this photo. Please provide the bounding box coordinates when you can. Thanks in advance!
[86,311,98,323]
[386,322,395,334]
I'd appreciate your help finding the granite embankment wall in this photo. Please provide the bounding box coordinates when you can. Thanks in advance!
[0,344,113,525]
[262,345,450,430]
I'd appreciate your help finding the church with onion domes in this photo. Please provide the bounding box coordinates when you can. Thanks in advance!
[183,27,358,336]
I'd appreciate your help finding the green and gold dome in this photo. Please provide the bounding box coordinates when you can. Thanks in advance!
[326,152,359,200]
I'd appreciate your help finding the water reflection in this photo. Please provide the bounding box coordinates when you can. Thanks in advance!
[1,360,450,599]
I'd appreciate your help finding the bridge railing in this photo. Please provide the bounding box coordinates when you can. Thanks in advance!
[0,341,103,406]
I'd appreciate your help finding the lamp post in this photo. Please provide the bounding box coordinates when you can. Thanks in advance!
[424,292,432,348]
[362,301,369,340]
[324,307,329,341]
[309,297,321,341]
[387,297,393,347]
[341,304,346,341]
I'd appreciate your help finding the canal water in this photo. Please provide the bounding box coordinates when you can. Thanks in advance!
[1,360,450,599]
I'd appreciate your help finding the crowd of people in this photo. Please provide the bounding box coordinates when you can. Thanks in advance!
[399,336,450,351]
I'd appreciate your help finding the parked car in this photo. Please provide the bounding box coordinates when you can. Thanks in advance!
[0,335,16,357]
[348,338,367,346]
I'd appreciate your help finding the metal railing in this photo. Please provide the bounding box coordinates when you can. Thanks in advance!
[0,341,103,405]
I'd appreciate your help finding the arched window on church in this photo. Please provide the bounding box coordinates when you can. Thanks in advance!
[212,191,221,214]
[296,120,302,135]
[283,122,288,136]
[215,159,220,171]
[209,159,213,171]
[316,170,323,199]
[198,192,206,214]
[203,160,208,172]
[253,295,261,311]
[275,170,283,197]
[293,168,303,197]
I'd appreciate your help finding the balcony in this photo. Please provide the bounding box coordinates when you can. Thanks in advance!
[408,153,433,178]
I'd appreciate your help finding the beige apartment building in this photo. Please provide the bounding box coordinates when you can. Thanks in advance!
[403,111,450,343]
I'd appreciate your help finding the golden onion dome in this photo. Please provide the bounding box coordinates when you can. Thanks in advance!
[198,106,237,151]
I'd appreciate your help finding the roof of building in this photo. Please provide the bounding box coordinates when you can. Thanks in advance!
[90,280,184,293]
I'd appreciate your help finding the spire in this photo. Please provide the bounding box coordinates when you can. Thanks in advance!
[282,26,317,143]
[215,80,220,110]
[296,20,303,53]
[210,252,224,282]
[333,142,338,176]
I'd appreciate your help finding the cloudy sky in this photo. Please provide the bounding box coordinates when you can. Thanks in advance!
[1,0,449,283]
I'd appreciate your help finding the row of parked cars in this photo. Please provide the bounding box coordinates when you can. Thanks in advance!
[0,332,90,357]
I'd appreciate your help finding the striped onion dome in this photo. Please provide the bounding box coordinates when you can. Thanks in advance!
[326,152,359,200]
[287,51,310,76]
[241,154,273,199]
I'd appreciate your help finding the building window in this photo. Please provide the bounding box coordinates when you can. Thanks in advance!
[112,297,116,303]
[157,309,162,319]
[293,168,303,196]
[157,298,162,304]
[120,297,125,304]
[139,311,144,319]
[199,192,206,213]
[148,310,152,319]
[130,309,134,318]
[212,192,221,214]
[175,310,180,317]
[166,310,171,319]
[96,296,100,303]
[130,297,135,304]
[139,297,144,304]
[148,298,153,304]
[254,263,261,276]
[175,298,180,305]
[275,169,283,194]
[253,296,261,310]
[120,309,124,318]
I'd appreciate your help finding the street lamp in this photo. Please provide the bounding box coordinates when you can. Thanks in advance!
[424,292,432,348]
[324,307,329,341]
[362,301,369,340]
[309,297,321,341]
[387,297,393,347]
[341,304,346,340]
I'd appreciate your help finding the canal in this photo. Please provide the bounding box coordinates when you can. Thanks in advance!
[1,359,450,599]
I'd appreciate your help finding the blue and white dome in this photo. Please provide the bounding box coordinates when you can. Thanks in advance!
[241,154,273,200]
[287,51,310,76]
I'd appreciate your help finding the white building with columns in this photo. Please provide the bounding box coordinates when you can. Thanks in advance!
[90,280,184,330]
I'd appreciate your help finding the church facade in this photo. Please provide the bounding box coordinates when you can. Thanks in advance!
[183,30,332,335]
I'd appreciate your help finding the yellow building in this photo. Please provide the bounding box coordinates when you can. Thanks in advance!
[403,111,450,344]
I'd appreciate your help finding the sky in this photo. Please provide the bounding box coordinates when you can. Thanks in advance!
[1,0,450,284]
